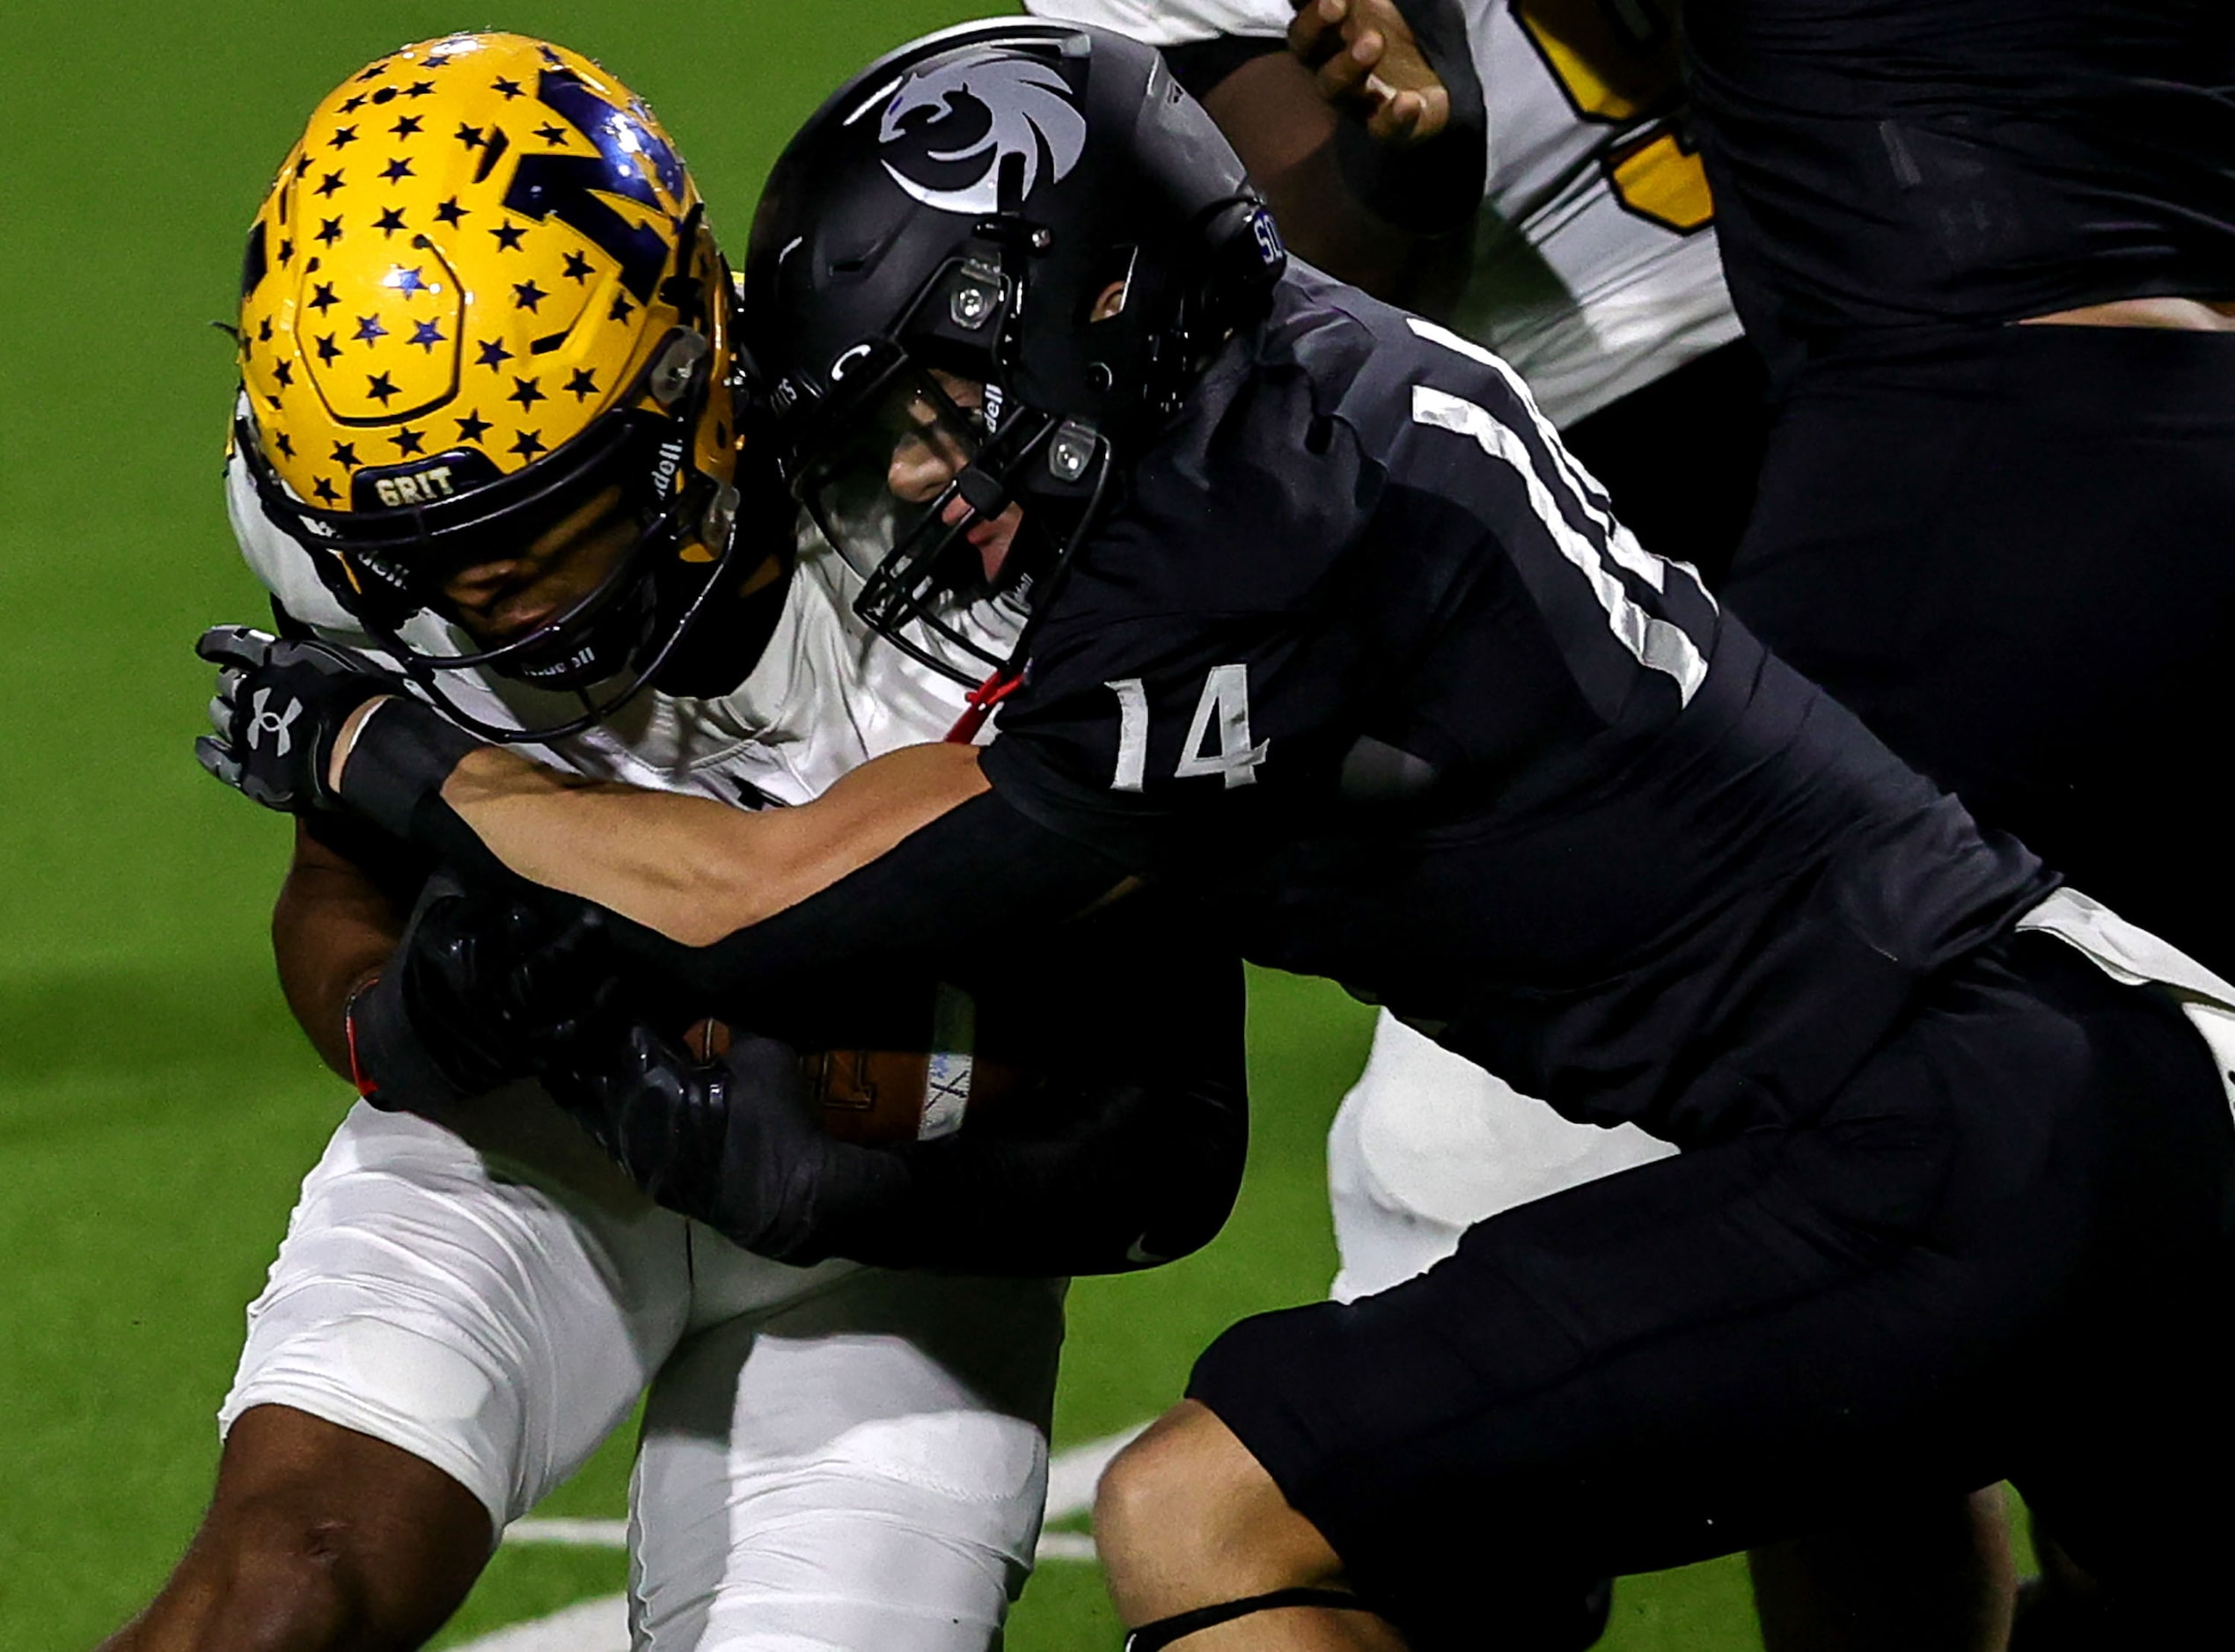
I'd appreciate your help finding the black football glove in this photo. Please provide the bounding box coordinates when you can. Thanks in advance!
[197,625,484,842]
[540,1024,876,1258]
[348,877,623,1115]
[542,1015,1247,1275]
[196,626,401,813]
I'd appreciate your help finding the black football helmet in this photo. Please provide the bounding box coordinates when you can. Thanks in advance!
[740,20,1286,683]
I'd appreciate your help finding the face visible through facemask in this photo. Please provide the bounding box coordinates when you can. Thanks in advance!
[437,485,639,647]
[883,370,1027,584]
[879,281,1129,587]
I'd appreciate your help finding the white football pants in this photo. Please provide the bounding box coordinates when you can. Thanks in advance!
[223,1088,1061,1650]
[1326,1012,1677,1301]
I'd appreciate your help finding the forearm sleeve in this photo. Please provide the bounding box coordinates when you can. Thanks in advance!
[607,786,1137,1015]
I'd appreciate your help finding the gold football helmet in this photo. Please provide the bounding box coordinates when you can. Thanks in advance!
[234,33,759,734]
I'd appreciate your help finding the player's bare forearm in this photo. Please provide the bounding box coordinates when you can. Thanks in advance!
[1198,36,1469,312]
[435,741,992,947]
[271,822,410,1079]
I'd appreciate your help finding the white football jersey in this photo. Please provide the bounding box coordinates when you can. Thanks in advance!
[225,446,1023,806]
[1027,0,1741,426]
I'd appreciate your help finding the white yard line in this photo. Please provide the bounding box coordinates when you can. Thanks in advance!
[502,1517,629,1546]
[1042,1421,1148,1524]
[465,1422,1151,1650]
[448,1593,630,1652]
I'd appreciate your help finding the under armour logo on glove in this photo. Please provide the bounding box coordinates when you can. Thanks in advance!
[195,625,405,814]
[246,687,304,757]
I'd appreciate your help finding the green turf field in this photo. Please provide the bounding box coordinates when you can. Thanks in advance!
[0,3,1762,1645]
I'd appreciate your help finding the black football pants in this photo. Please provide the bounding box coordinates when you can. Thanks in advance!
[1188,936,2235,1648]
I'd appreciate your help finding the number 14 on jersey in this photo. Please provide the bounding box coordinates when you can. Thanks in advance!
[1106,666,1268,792]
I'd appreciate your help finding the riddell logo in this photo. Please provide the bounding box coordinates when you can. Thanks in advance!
[877,54,1086,216]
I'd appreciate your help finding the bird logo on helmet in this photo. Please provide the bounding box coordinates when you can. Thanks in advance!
[233,33,766,740]
[876,55,1088,216]
[740,21,1285,686]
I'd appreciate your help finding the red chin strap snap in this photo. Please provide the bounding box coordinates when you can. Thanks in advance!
[945,668,1022,744]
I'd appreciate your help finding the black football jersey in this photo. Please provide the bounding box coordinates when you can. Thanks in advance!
[982,267,2053,1144]
[1685,0,2235,378]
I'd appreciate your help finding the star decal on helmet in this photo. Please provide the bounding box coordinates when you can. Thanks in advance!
[240,25,733,624]
[234,30,744,734]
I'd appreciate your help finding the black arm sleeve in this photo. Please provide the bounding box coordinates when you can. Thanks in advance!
[603,786,1138,1018]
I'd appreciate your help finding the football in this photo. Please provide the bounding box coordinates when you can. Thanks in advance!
[688,981,1044,1147]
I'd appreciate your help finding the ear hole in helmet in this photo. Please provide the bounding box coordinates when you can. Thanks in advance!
[649,329,711,406]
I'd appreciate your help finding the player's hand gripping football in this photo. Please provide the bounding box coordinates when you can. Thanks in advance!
[196,625,401,812]
[1288,0,1452,145]
[539,1020,875,1261]
[348,878,624,1115]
